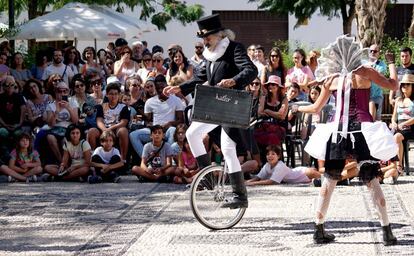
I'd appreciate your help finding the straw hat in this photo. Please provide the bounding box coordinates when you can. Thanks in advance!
[400,73,414,84]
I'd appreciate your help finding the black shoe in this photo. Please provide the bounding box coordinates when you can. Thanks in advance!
[313,224,335,244]
[221,172,248,209]
[382,225,397,246]
[313,178,322,187]
[196,154,211,170]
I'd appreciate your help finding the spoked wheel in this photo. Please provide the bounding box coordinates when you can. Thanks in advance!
[189,165,246,230]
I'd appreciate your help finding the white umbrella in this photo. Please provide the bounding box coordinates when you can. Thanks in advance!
[12,2,142,41]
[0,22,8,30]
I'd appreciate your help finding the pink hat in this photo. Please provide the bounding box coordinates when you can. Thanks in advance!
[264,75,283,87]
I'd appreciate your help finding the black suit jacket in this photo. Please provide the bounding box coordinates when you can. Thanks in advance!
[179,40,258,95]
[179,40,258,148]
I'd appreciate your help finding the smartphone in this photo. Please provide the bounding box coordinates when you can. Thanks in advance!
[61,95,68,102]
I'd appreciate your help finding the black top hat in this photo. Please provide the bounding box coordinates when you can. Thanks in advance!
[196,14,224,38]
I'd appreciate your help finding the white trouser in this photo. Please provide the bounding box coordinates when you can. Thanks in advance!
[186,121,241,174]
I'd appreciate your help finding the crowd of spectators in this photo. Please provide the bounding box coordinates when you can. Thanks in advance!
[0,38,412,185]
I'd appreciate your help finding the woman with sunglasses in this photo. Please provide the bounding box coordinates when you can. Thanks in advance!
[114,45,140,84]
[125,75,146,127]
[64,46,81,75]
[390,73,414,177]
[137,52,154,82]
[261,47,287,86]
[69,74,95,115]
[88,74,105,105]
[151,52,167,76]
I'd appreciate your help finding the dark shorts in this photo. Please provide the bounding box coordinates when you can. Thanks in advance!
[324,122,380,182]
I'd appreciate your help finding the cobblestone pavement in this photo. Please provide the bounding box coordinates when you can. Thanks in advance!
[1,175,414,256]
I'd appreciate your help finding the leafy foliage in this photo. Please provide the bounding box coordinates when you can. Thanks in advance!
[249,0,354,29]
[0,0,204,30]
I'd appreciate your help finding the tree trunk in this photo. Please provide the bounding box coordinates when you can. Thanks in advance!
[355,0,388,47]
[340,0,356,35]
[409,5,414,39]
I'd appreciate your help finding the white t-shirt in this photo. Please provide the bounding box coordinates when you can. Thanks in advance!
[92,146,121,164]
[144,95,185,125]
[46,101,77,128]
[63,139,91,166]
[257,162,311,184]
[42,63,74,85]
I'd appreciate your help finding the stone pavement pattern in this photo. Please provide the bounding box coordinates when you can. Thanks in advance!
[1,176,414,256]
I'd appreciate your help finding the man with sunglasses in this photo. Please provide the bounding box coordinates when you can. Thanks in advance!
[0,76,26,151]
[164,14,257,209]
[368,44,387,121]
[190,42,206,76]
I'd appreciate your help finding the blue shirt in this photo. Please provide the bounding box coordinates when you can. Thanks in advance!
[370,60,387,99]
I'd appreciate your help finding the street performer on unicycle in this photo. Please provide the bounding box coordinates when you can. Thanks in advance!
[163,14,258,210]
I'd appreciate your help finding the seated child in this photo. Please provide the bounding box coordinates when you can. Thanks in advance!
[174,139,199,184]
[90,130,123,183]
[44,124,91,181]
[131,125,176,182]
[8,133,42,182]
[246,145,321,186]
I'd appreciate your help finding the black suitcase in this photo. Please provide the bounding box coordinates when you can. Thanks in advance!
[191,85,253,129]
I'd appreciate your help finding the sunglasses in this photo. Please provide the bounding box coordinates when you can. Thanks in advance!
[152,59,162,63]
[130,83,141,87]
[90,80,102,86]
[250,82,261,86]
[401,83,412,87]
[52,79,63,83]
[3,83,17,88]
[143,59,152,62]
[195,46,203,49]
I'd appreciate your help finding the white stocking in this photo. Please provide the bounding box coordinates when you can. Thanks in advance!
[315,177,338,224]
[367,178,390,226]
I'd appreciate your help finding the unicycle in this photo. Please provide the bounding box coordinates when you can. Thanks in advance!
[189,162,246,230]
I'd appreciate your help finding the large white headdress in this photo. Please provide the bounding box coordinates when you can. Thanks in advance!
[315,35,369,80]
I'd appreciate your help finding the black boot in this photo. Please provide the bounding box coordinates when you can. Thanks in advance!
[382,225,397,246]
[196,154,211,170]
[313,224,335,244]
[221,172,248,209]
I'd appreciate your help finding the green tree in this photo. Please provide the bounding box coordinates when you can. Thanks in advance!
[249,0,356,35]
[0,0,204,30]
